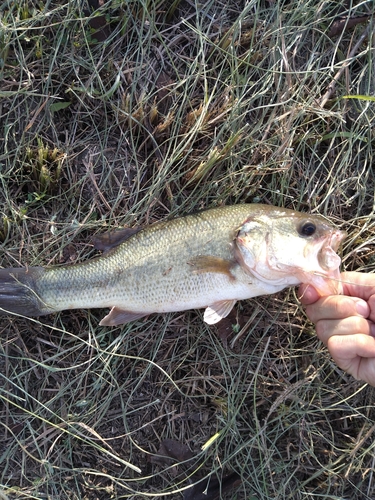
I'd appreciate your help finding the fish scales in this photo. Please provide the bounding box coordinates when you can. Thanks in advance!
[0,204,346,326]
[36,205,258,311]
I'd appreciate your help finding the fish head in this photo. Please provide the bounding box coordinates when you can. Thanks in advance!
[234,208,346,295]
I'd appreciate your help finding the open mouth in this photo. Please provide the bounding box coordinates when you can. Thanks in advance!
[318,229,347,272]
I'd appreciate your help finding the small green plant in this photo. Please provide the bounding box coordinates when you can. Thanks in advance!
[24,137,65,195]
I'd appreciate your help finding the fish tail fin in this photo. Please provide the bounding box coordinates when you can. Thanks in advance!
[0,267,49,318]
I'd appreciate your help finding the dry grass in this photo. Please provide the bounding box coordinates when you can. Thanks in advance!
[1,0,375,498]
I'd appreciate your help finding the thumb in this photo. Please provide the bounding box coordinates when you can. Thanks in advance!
[298,284,321,305]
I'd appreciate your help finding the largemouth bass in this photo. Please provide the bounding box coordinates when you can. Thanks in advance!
[0,204,345,326]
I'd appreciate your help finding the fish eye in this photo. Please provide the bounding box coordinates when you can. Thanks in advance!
[298,221,317,237]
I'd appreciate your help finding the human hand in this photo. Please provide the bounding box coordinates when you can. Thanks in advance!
[298,271,375,385]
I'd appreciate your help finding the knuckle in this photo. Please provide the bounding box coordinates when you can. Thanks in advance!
[315,320,328,340]
[332,297,354,317]
[350,315,367,334]
[356,334,368,349]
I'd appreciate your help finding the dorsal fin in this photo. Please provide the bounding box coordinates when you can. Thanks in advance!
[92,227,142,253]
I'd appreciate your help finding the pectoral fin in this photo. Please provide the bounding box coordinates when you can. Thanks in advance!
[100,307,148,326]
[188,256,234,277]
[204,299,236,325]
[92,227,142,253]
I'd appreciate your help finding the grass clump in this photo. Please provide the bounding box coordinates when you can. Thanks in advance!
[1,0,375,499]
[24,137,65,196]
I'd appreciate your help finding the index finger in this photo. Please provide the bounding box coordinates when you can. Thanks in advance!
[341,272,375,300]
[304,295,370,324]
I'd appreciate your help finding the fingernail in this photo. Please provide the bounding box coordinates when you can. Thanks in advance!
[355,300,369,317]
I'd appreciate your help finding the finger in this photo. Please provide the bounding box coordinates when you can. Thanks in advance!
[298,284,320,305]
[327,334,375,384]
[341,272,375,301]
[367,295,375,323]
[315,316,375,345]
[305,296,369,323]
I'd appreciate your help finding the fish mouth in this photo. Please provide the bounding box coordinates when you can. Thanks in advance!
[309,229,347,295]
[318,229,347,271]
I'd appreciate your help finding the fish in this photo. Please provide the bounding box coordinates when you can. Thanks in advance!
[0,204,346,327]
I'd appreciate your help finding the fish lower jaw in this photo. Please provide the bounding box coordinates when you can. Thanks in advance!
[299,270,342,296]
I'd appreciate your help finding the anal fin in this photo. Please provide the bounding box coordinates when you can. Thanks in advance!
[100,307,148,326]
[204,299,236,325]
